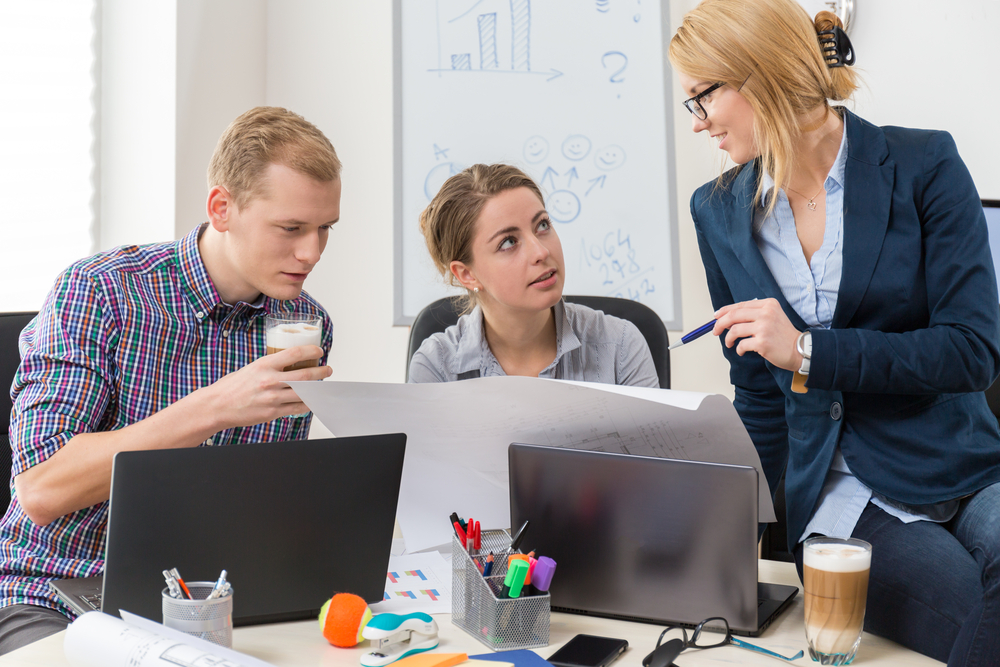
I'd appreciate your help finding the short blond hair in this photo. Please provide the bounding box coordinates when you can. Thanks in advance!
[207,106,342,209]
[669,0,858,214]
[419,164,544,314]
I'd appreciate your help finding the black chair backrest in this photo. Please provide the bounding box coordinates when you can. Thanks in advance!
[985,376,1000,425]
[406,296,670,388]
[1,312,37,519]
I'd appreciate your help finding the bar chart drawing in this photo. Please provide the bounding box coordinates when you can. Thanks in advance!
[437,0,543,76]
[478,13,498,69]
[510,0,531,71]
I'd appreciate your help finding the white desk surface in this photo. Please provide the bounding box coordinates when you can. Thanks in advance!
[0,560,941,666]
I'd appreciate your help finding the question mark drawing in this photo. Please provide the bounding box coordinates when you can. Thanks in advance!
[602,51,628,98]
[602,51,628,83]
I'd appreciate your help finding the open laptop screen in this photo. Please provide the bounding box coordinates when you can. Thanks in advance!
[509,443,764,633]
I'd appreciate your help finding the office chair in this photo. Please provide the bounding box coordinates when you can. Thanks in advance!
[985,376,1000,425]
[405,295,670,388]
[0,312,37,519]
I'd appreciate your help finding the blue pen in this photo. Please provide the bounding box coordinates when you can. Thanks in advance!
[668,319,716,350]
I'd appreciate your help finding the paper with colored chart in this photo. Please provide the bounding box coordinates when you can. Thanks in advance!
[370,551,453,615]
[291,376,774,552]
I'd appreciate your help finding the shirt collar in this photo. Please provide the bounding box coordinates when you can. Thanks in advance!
[175,224,224,317]
[759,116,849,206]
[175,223,289,320]
[451,300,581,376]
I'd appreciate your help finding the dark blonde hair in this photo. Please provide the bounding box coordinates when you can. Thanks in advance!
[208,106,342,209]
[419,163,545,314]
[669,0,858,214]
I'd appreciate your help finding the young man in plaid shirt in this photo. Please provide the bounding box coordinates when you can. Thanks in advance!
[0,107,342,654]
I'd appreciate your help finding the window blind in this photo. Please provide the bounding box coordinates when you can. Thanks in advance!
[0,1,98,312]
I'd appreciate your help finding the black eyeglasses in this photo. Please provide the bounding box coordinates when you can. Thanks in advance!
[641,617,803,667]
[681,73,752,121]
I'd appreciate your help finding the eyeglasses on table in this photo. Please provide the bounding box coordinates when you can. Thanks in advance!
[641,616,804,666]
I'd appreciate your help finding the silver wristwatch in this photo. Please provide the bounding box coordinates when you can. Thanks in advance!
[796,331,812,375]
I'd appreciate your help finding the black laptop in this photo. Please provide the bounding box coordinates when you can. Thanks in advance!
[508,443,797,636]
[52,434,406,624]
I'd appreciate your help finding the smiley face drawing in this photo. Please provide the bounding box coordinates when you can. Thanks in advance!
[547,190,582,223]
[594,144,627,171]
[523,136,550,164]
[561,135,592,161]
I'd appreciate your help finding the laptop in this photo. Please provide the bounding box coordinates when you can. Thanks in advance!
[51,434,406,624]
[508,444,797,636]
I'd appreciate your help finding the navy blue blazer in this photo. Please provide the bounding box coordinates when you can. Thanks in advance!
[691,110,1000,551]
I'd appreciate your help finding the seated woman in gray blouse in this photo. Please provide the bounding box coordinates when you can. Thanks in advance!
[409,163,659,387]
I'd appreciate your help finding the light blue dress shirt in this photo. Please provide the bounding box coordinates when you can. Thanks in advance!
[752,126,959,543]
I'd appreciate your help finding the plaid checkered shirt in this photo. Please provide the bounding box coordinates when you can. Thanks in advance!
[1,225,332,616]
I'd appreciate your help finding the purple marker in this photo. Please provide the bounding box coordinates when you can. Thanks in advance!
[532,556,557,592]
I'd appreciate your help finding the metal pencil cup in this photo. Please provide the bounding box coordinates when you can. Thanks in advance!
[452,529,550,651]
[162,582,234,648]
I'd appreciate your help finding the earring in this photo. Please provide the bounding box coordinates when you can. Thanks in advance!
[473,287,479,294]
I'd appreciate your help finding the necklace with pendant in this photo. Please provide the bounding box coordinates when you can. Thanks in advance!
[787,184,825,211]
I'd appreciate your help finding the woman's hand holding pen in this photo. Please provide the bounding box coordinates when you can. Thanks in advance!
[713,298,803,371]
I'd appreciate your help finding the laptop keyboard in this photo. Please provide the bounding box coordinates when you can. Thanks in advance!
[79,593,102,611]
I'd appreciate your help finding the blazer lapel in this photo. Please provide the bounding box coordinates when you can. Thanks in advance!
[833,110,895,329]
[724,162,808,330]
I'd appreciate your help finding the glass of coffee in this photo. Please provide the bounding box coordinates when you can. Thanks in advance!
[265,314,323,371]
[803,537,872,666]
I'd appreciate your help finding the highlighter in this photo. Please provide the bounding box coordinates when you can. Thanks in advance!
[532,556,557,593]
[507,554,532,586]
[499,560,530,599]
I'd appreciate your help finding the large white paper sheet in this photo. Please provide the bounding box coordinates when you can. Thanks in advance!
[290,377,774,552]
[64,611,276,667]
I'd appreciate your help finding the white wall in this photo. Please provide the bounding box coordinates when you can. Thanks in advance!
[98,0,1000,398]
[100,0,177,250]
[175,0,268,240]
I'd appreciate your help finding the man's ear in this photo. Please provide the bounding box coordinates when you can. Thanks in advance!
[207,185,234,231]
[449,260,479,292]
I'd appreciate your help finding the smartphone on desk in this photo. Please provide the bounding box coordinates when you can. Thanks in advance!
[547,634,629,667]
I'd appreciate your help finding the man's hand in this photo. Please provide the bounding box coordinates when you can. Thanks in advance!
[205,345,332,428]
[713,298,803,372]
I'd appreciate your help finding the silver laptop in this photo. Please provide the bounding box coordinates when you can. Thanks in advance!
[508,444,797,636]
[52,434,406,623]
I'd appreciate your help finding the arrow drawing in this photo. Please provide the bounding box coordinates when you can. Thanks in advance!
[566,167,579,187]
[586,175,607,195]
[541,166,559,191]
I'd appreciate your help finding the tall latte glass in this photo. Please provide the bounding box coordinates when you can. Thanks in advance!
[265,314,323,371]
[803,537,872,666]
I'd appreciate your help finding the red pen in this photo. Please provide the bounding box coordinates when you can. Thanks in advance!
[170,567,193,600]
[473,520,481,551]
[453,520,467,546]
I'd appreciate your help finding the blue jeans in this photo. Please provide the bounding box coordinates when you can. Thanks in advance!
[795,482,1000,667]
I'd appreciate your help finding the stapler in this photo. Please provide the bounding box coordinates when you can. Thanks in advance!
[360,612,440,667]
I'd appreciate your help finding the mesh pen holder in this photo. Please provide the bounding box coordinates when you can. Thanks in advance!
[162,582,234,648]
[452,529,550,651]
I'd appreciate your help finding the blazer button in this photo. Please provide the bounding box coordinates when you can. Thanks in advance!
[830,402,843,420]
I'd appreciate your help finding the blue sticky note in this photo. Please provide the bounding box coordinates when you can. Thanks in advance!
[470,650,553,667]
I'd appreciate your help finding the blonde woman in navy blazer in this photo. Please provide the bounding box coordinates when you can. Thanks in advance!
[670,1,1000,665]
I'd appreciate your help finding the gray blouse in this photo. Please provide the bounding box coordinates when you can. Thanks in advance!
[408,300,659,387]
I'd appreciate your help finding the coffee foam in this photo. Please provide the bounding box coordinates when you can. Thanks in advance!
[266,322,322,350]
[804,543,871,573]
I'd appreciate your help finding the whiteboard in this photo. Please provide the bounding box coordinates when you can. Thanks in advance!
[394,0,680,328]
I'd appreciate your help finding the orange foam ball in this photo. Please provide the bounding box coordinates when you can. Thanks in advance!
[318,593,373,647]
